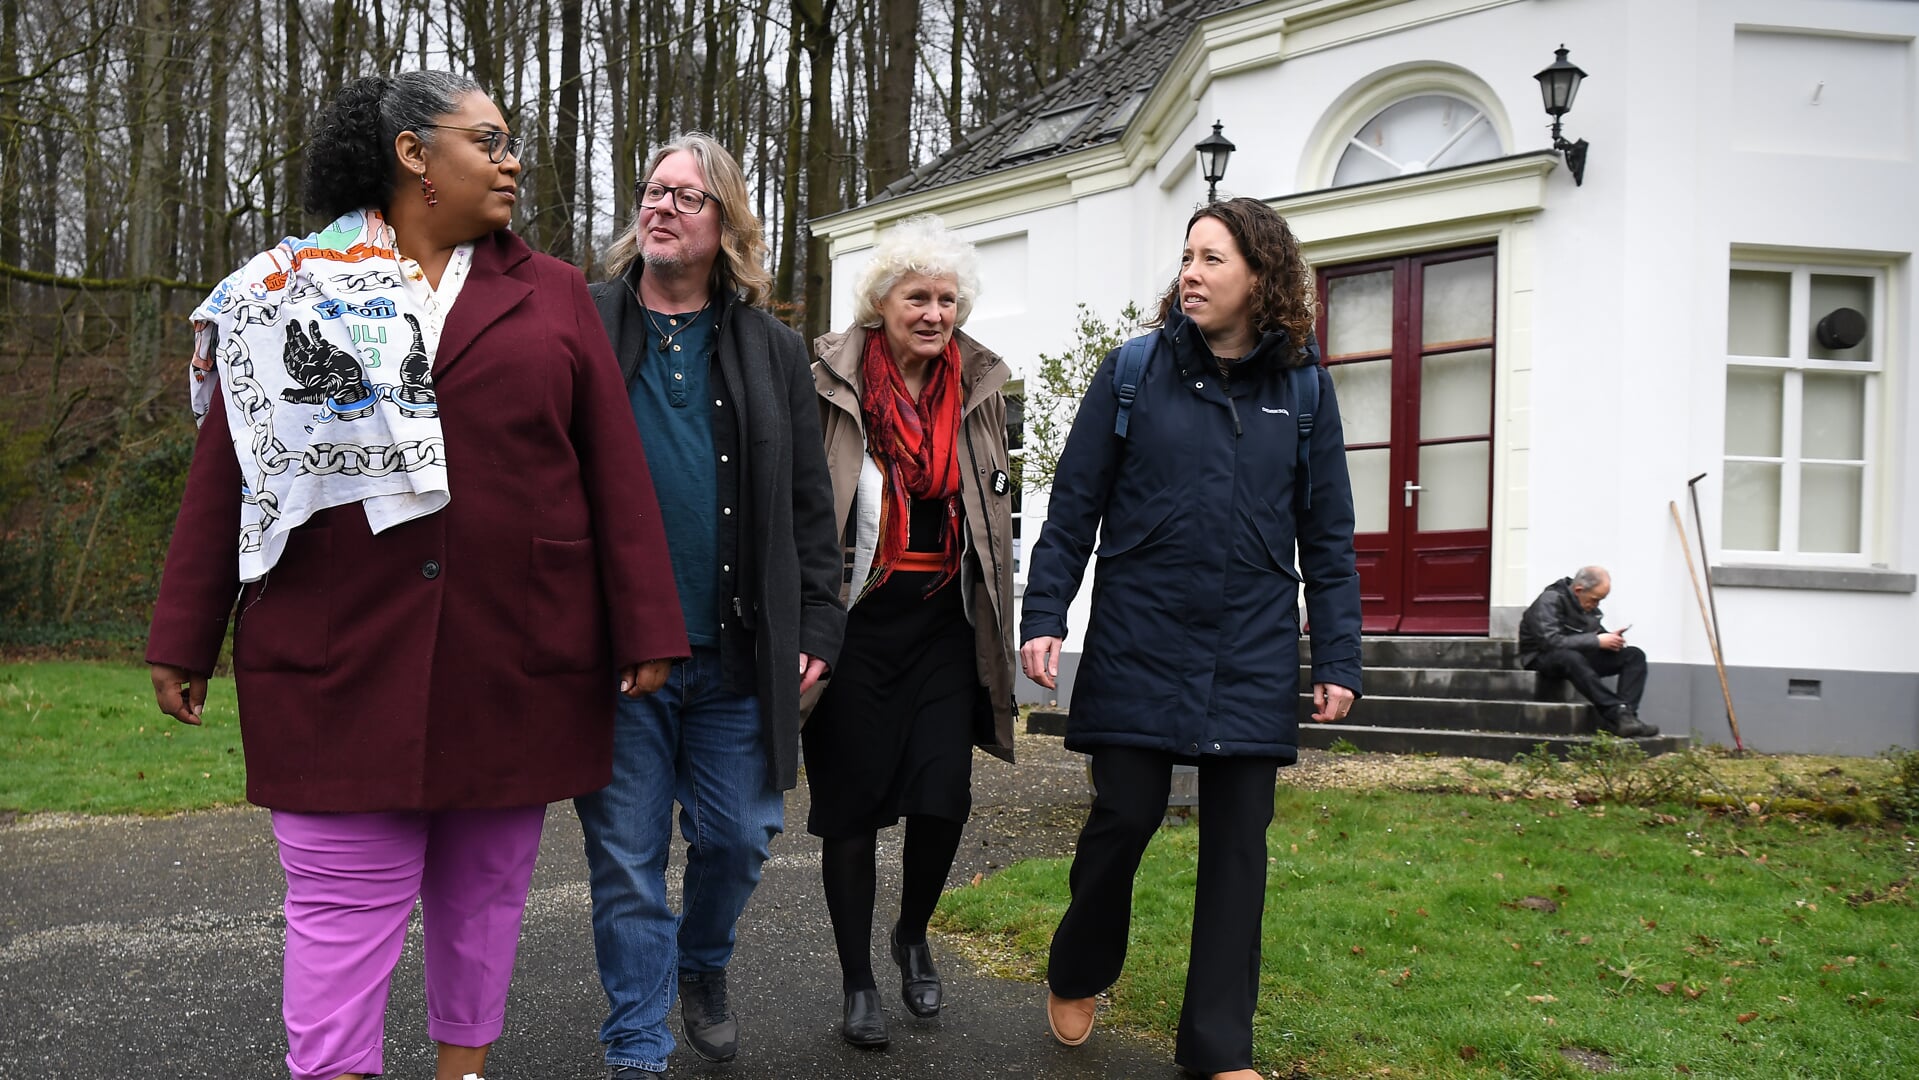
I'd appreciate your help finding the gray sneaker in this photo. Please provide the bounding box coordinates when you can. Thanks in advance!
[679,968,740,1063]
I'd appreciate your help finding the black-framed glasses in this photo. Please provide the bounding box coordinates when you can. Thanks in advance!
[418,124,523,164]
[637,182,718,216]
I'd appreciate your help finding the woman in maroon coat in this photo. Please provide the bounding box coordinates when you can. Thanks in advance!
[146,73,686,1080]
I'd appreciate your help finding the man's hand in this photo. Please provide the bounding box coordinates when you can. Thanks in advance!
[799,653,829,694]
[1598,632,1626,651]
[619,659,674,698]
[1021,636,1064,690]
[150,664,208,726]
[1311,683,1355,723]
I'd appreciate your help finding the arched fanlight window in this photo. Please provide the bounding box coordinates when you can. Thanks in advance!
[1333,94,1504,186]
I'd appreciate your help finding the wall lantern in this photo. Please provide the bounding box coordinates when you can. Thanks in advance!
[1194,120,1235,203]
[1534,45,1589,185]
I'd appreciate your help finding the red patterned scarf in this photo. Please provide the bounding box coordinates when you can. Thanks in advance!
[859,328,964,598]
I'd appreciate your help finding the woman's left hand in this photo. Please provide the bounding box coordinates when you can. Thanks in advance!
[1311,683,1355,723]
[799,653,829,693]
[620,659,674,698]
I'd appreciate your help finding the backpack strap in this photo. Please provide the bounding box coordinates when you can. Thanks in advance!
[1111,331,1159,439]
[1291,360,1320,510]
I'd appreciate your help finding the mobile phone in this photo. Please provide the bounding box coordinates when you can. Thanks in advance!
[1614,624,1632,634]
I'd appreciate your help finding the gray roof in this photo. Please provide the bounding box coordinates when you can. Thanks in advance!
[873,0,1248,202]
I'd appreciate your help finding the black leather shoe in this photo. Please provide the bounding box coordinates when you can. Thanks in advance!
[841,987,890,1048]
[679,969,740,1063]
[891,927,942,1017]
[1612,708,1658,738]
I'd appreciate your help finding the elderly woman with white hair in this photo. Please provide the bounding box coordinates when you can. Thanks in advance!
[806,214,1017,1048]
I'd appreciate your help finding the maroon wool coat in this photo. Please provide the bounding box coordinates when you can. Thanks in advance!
[146,230,689,813]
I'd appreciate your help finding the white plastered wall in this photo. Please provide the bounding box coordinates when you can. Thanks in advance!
[821,0,1919,685]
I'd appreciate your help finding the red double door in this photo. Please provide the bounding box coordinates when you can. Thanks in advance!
[1316,245,1496,634]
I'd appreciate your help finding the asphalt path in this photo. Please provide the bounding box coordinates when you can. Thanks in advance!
[0,734,1179,1079]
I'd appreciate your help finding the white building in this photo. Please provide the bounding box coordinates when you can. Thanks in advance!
[810,0,1919,755]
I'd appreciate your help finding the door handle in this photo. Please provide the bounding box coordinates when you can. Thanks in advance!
[1404,481,1424,507]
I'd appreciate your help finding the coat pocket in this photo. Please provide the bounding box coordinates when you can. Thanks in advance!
[523,537,610,675]
[1248,507,1307,582]
[1095,488,1178,558]
[234,527,331,673]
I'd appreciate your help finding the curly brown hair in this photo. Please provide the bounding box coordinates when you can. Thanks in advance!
[1148,197,1318,368]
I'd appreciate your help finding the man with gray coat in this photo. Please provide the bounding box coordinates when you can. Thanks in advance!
[577,133,844,1076]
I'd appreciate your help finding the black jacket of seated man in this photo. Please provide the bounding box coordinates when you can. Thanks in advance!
[1518,577,1650,733]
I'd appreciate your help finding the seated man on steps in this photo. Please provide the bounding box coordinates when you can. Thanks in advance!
[1518,566,1658,737]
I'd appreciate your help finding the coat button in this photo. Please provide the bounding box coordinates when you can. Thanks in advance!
[1212,742,1222,751]
[723,507,733,516]
[826,388,836,396]
[1188,742,1199,753]
[421,560,441,580]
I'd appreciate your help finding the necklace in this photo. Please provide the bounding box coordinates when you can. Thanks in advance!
[642,299,710,351]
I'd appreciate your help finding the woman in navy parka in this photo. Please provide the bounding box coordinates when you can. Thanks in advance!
[1021,198,1362,1080]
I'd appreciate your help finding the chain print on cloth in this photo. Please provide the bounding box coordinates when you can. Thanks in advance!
[190,208,453,580]
[216,328,446,555]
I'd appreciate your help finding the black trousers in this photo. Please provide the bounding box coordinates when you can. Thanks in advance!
[1530,644,1647,719]
[1047,746,1281,1074]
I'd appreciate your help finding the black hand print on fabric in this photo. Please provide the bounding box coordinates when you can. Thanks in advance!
[394,313,439,416]
[281,320,369,405]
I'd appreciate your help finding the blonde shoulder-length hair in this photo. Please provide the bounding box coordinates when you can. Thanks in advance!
[603,132,773,308]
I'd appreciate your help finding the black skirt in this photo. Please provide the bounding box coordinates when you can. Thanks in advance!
[803,565,980,838]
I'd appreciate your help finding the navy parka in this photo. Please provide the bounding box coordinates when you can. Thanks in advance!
[1020,310,1363,762]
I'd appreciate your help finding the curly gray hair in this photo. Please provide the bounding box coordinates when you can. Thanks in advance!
[851,215,983,328]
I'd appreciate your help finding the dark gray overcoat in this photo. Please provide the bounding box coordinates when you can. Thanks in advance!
[590,272,844,791]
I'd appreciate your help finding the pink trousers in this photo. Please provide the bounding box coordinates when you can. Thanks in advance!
[271,805,547,1080]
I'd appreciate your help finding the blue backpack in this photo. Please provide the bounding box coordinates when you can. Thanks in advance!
[1111,330,1322,509]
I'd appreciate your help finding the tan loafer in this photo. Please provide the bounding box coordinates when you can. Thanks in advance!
[1046,992,1097,1046]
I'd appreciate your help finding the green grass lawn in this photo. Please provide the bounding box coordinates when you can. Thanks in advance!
[937,786,1918,1079]
[0,662,245,814]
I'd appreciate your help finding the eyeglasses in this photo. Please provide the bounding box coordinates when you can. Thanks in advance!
[418,124,523,164]
[637,182,718,216]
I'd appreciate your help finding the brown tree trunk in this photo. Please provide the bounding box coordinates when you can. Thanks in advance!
[528,0,553,252]
[323,0,353,104]
[202,0,234,281]
[774,9,802,307]
[553,0,583,261]
[649,0,673,143]
[282,0,304,231]
[797,0,838,342]
[0,0,21,305]
[698,0,717,134]
[604,0,628,226]
[867,0,918,195]
[947,0,964,144]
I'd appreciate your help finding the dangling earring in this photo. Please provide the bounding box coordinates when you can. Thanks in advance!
[419,171,438,208]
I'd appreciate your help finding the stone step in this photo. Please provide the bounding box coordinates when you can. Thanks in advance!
[1298,723,1690,761]
[1300,666,1583,704]
[1026,708,1070,737]
[1295,694,1597,736]
[1301,636,1519,671]
[1034,697,1645,741]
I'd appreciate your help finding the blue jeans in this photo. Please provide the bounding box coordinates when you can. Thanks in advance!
[575,647,784,1071]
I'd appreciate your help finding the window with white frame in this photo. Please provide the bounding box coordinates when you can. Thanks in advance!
[1722,261,1884,564]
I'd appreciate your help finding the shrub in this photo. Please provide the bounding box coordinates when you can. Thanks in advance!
[1881,747,1919,823]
